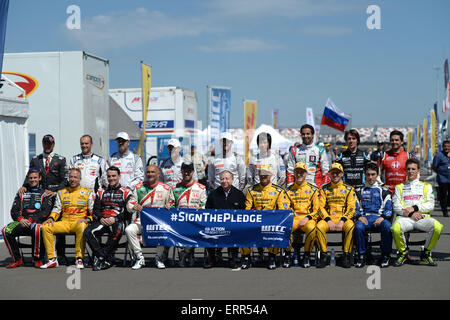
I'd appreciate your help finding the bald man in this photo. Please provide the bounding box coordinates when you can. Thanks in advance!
[125,165,174,270]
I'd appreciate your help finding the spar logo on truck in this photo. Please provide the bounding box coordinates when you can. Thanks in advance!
[0,72,39,98]
[86,73,105,90]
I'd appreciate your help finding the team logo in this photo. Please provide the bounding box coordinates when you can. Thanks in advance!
[391,161,401,169]
[0,72,39,98]
[86,73,105,90]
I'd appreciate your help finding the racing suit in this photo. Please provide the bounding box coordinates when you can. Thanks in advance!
[24,152,67,192]
[172,180,207,259]
[2,187,53,263]
[84,184,132,262]
[108,151,144,190]
[125,181,175,262]
[286,143,330,188]
[316,181,357,253]
[208,153,246,191]
[285,181,320,253]
[160,156,198,188]
[69,153,108,191]
[391,179,443,254]
[354,181,393,256]
[242,183,290,256]
[380,149,409,194]
[337,149,370,192]
[42,186,94,260]
[247,151,286,188]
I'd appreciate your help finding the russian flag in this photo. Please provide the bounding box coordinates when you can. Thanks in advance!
[320,98,350,132]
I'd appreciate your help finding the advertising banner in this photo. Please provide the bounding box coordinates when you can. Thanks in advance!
[141,208,294,248]
[244,100,257,166]
[272,109,279,129]
[138,62,151,158]
[208,86,231,145]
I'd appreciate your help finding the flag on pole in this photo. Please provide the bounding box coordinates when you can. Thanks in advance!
[272,109,279,129]
[0,0,9,77]
[320,98,350,132]
[244,100,257,166]
[431,108,438,157]
[444,59,449,90]
[137,62,151,160]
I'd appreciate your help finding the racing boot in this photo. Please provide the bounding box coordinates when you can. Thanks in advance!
[132,254,145,270]
[316,252,329,268]
[420,250,437,266]
[93,257,105,271]
[300,253,311,268]
[355,254,366,268]
[282,252,291,268]
[240,255,251,269]
[393,251,409,267]
[267,253,277,270]
[379,254,390,268]
[342,253,352,268]
[6,258,23,269]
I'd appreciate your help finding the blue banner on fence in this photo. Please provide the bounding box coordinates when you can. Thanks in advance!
[141,208,294,248]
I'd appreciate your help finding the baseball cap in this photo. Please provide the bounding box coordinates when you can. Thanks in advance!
[219,132,234,142]
[258,164,273,175]
[116,132,130,141]
[294,162,307,171]
[329,163,344,173]
[324,143,331,147]
[181,162,195,171]
[168,138,181,148]
[42,134,55,144]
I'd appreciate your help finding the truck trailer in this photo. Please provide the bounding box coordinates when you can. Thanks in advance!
[1,51,110,161]
[109,86,199,165]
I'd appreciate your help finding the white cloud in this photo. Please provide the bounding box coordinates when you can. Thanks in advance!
[198,38,284,52]
[66,9,221,51]
[204,0,358,18]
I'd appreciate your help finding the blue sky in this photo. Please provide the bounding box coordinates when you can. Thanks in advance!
[4,0,450,128]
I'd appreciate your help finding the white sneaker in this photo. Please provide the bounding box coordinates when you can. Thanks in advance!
[76,258,85,269]
[40,258,59,269]
[132,256,145,270]
[155,260,166,269]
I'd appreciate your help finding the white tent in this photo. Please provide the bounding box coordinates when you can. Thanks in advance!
[0,96,29,230]
[250,124,294,155]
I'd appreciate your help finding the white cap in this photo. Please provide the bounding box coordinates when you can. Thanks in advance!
[116,132,130,141]
[219,132,234,142]
[168,138,181,148]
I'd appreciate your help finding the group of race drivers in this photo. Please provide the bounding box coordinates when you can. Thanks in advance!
[2,124,445,271]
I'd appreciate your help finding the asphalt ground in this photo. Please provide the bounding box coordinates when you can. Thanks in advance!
[1,210,450,302]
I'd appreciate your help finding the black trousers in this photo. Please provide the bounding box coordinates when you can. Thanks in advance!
[83,221,124,260]
[2,222,45,262]
[438,182,450,213]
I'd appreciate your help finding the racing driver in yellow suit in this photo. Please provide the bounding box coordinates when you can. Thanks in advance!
[40,168,94,269]
[316,163,357,268]
[241,164,290,270]
[285,162,320,268]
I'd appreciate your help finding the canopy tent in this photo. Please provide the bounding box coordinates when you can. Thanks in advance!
[0,96,29,230]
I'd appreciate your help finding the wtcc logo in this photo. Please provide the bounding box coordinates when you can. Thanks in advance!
[146,224,167,232]
[261,225,286,234]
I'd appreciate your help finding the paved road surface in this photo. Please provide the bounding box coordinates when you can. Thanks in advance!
[1,211,449,300]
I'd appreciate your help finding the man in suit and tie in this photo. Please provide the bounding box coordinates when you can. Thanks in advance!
[20,134,67,198]
[205,170,246,269]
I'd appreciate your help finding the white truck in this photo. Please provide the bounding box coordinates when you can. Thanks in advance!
[1,51,110,160]
[109,87,199,165]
